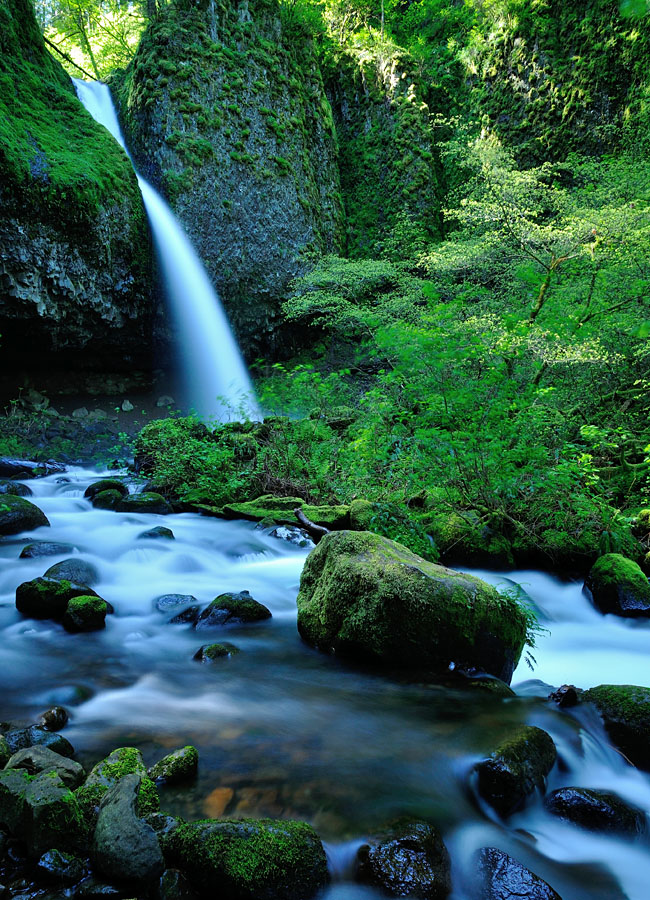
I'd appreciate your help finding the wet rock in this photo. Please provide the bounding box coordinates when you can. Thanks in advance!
[19,541,75,559]
[139,526,175,540]
[148,746,198,784]
[0,459,65,478]
[0,480,31,497]
[584,553,650,617]
[84,480,128,501]
[297,531,528,682]
[475,725,557,816]
[164,817,328,900]
[77,876,131,897]
[38,706,68,732]
[4,727,74,758]
[37,848,88,885]
[155,594,198,614]
[477,847,561,900]
[145,813,182,839]
[159,868,198,900]
[62,596,108,633]
[91,490,123,511]
[44,558,99,587]
[356,819,451,899]
[91,773,164,884]
[548,685,579,708]
[0,496,49,536]
[195,591,271,628]
[169,606,200,625]
[268,525,313,548]
[16,577,99,620]
[6,746,85,789]
[193,642,240,662]
[544,787,645,835]
[84,747,147,790]
[582,683,650,770]
[118,493,172,515]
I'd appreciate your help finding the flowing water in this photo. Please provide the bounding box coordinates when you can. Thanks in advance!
[72,79,259,422]
[1,471,649,898]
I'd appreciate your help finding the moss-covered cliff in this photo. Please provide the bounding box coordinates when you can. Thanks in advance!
[0,0,153,381]
[116,0,345,358]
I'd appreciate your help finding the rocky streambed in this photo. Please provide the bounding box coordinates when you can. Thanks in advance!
[0,469,649,899]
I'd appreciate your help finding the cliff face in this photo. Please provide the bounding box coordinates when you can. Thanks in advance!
[0,0,153,385]
[117,0,345,358]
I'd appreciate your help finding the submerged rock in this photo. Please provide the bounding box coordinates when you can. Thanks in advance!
[44,558,99,587]
[19,541,75,559]
[155,594,198,614]
[84,480,128,501]
[195,591,271,628]
[582,684,650,770]
[62,596,108,633]
[356,819,451,899]
[297,531,528,682]
[584,553,650,617]
[169,606,200,625]
[545,787,645,835]
[475,725,557,816]
[0,495,49,536]
[0,479,32,496]
[193,642,240,662]
[139,526,175,540]
[477,847,561,900]
[148,746,198,784]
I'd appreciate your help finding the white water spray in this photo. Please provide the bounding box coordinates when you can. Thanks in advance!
[73,78,259,422]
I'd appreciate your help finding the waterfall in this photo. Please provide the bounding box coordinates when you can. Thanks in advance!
[73,78,259,422]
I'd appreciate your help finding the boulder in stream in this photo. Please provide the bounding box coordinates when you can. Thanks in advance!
[477,847,561,900]
[84,479,129,501]
[0,479,32,496]
[4,725,74,758]
[544,787,645,835]
[475,725,557,816]
[5,745,85,789]
[118,492,173,515]
[155,594,198,614]
[62,596,108,633]
[16,577,100,621]
[44,558,100,587]
[584,553,650,617]
[0,495,49,536]
[148,746,199,784]
[193,642,240,662]
[90,489,124,510]
[296,531,528,682]
[195,591,271,628]
[139,526,175,540]
[19,541,75,559]
[581,683,650,770]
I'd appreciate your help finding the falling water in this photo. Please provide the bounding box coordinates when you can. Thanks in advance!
[73,78,259,422]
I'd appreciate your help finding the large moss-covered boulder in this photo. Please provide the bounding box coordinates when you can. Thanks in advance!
[475,725,557,816]
[582,684,650,770]
[118,492,173,515]
[584,553,650,618]
[84,479,128,500]
[148,746,198,784]
[296,531,528,682]
[165,818,328,899]
[77,747,159,831]
[221,495,349,529]
[16,577,99,620]
[0,494,49,535]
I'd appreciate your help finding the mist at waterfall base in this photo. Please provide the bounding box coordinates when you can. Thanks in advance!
[73,78,259,423]
[2,470,650,899]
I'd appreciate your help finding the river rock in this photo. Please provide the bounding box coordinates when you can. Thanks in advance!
[0,458,65,478]
[0,479,32,496]
[37,848,88,885]
[19,541,75,559]
[155,594,198,614]
[544,787,645,835]
[222,495,350,529]
[297,531,528,682]
[84,480,129,501]
[118,492,172,514]
[6,745,85,789]
[169,606,200,625]
[148,746,198,784]
[16,577,99,620]
[475,725,557,816]
[84,747,147,789]
[193,642,240,662]
[44,558,99,587]
[91,490,124,511]
[584,553,650,617]
[4,726,74,758]
[195,591,271,628]
[477,848,561,900]
[164,818,328,899]
[581,684,650,770]
[92,773,164,884]
[38,706,69,731]
[62,596,108,633]
[0,495,49,536]
[139,526,175,540]
[356,819,451,899]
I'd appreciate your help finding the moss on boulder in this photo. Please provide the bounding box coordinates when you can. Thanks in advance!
[118,492,173,515]
[297,530,528,682]
[91,489,124,511]
[16,577,99,620]
[194,642,241,662]
[195,591,271,628]
[475,725,557,816]
[582,684,650,770]
[62,595,108,633]
[0,494,49,535]
[221,495,349,529]
[84,479,129,501]
[148,746,199,784]
[584,553,650,618]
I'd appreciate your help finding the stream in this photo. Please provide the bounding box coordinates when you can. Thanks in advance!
[1,469,649,899]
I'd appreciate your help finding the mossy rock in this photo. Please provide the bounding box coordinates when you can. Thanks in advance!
[0,494,49,535]
[84,747,147,789]
[118,492,173,515]
[634,509,650,536]
[221,495,350,529]
[544,787,646,835]
[44,558,99,588]
[424,510,514,566]
[164,817,328,900]
[138,526,175,540]
[194,642,240,662]
[16,577,99,621]
[584,553,650,618]
[62,596,108,633]
[582,684,650,770]
[5,746,85,790]
[296,531,528,683]
[148,746,199,784]
[195,591,271,628]
[91,489,124,511]
[84,479,128,501]
[475,725,557,816]
[0,479,31,496]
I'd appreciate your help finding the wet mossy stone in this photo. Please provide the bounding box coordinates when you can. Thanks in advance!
[37,848,88,885]
[195,591,271,629]
[16,577,99,620]
[193,642,240,662]
[44,558,99,588]
[633,509,650,536]
[475,725,557,816]
[4,726,74,758]
[356,819,451,899]
[0,479,31,496]
[544,787,645,835]
[6,745,85,789]
[169,606,200,625]
[297,531,528,682]
[148,746,198,784]
[84,480,128,501]
[91,490,124,511]
[118,492,173,515]
[581,684,650,770]
[139,526,175,540]
[221,495,350,529]
[84,747,147,790]
[20,541,75,559]
[0,495,49,535]
[164,818,328,900]
[62,596,108,633]
[477,847,561,900]
[584,553,650,618]
[155,594,198,614]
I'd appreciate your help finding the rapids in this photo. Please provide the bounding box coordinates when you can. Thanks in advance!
[1,470,649,898]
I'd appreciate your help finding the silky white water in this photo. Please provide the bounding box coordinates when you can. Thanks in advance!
[73,78,259,422]
[2,471,650,898]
